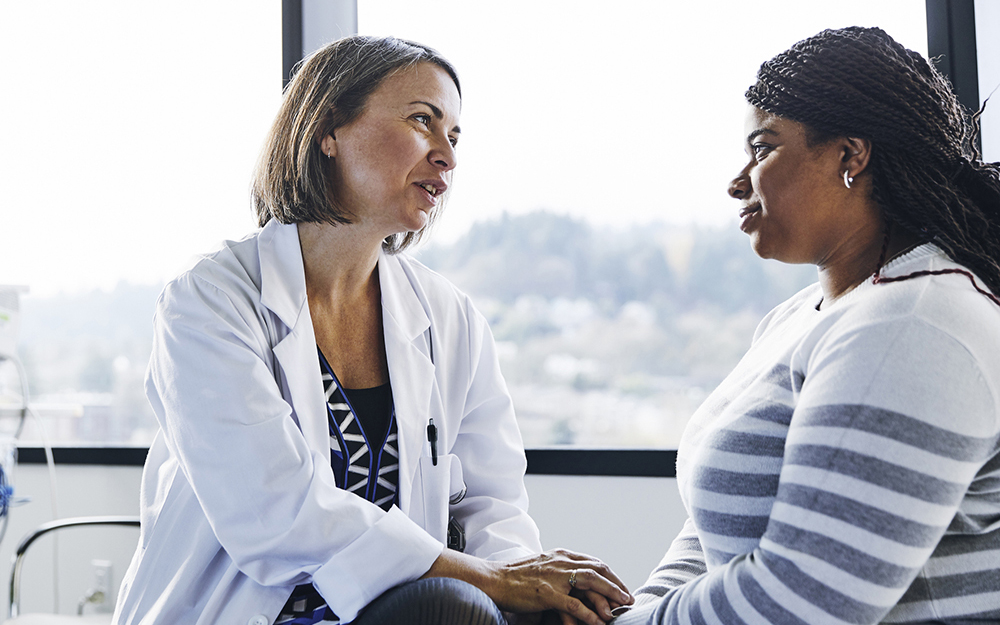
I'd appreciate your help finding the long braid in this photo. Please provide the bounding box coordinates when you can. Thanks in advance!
[746,26,1000,299]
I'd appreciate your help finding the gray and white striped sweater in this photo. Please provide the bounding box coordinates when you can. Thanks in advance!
[619,245,1000,624]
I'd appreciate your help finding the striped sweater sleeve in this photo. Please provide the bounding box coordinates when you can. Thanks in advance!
[632,518,707,606]
[621,316,1000,624]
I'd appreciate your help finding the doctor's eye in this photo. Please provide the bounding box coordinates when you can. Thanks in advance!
[750,143,772,158]
[412,113,432,127]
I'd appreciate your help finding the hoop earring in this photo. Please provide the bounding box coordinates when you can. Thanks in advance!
[843,170,854,189]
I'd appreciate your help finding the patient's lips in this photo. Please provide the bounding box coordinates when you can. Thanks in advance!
[739,203,761,232]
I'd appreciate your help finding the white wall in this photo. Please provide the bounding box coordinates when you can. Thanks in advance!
[0,464,686,619]
[524,475,686,591]
[0,463,143,618]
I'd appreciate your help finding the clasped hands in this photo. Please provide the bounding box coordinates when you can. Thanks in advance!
[426,548,633,625]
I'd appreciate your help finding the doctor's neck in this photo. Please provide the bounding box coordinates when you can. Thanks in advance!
[298,221,383,304]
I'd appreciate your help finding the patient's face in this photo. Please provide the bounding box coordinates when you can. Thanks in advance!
[730,106,870,266]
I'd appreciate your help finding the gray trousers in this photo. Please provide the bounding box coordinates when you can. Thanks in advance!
[348,578,507,625]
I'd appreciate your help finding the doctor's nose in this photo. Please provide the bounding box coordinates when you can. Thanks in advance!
[429,138,457,172]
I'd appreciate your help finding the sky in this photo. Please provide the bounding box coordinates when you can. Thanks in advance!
[0,1,934,296]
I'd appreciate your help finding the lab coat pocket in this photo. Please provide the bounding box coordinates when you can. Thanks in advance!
[415,453,466,544]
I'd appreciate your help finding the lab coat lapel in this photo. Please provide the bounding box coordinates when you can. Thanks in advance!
[379,251,435,515]
[258,221,330,464]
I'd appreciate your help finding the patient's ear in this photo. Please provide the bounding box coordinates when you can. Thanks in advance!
[840,136,871,177]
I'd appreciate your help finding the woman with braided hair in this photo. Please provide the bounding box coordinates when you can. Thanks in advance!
[613,26,1000,624]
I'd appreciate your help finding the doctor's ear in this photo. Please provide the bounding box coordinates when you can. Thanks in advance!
[314,109,338,159]
[319,133,337,159]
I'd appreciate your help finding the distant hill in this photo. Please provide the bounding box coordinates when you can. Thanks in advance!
[19,282,163,395]
[10,211,819,446]
[416,210,816,315]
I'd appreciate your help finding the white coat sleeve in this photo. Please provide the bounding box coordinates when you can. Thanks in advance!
[146,270,442,621]
[447,298,542,560]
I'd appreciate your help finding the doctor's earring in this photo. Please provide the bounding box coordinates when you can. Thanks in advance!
[322,133,336,159]
[843,170,854,189]
[320,136,333,159]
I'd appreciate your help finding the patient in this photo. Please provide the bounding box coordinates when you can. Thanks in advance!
[113,35,630,625]
[615,26,1000,624]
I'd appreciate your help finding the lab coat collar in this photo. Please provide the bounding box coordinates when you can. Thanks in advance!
[378,251,436,515]
[258,219,307,330]
[256,221,433,341]
[258,221,329,465]
[377,250,431,342]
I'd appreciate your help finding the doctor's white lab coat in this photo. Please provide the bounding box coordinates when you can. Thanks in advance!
[113,220,542,625]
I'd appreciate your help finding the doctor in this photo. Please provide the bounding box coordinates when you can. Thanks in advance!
[113,35,631,625]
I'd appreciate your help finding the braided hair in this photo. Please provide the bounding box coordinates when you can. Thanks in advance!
[746,26,1000,299]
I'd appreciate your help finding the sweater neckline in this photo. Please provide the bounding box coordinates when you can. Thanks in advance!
[813,243,939,312]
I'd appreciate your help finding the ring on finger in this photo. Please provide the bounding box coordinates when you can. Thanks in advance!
[568,569,578,588]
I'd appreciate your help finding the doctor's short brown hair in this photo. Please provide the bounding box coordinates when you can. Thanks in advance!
[251,35,460,254]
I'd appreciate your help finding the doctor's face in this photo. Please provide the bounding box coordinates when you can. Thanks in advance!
[325,63,461,236]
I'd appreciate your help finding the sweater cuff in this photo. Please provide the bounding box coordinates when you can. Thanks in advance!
[312,506,444,622]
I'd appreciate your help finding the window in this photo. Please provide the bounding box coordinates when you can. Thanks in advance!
[0,1,281,444]
[359,0,928,447]
[2,1,964,449]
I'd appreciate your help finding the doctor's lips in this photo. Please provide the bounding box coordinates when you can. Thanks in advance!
[416,179,448,198]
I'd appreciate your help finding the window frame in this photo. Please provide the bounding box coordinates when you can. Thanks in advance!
[17,446,679,476]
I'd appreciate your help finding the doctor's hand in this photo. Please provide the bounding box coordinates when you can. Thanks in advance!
[424,548,633,625]
[491,548,633,625]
